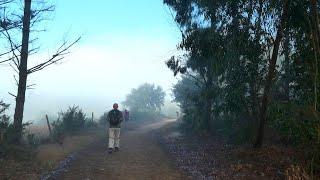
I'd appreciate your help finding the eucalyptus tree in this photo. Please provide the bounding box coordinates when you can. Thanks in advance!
[164,0,293,147]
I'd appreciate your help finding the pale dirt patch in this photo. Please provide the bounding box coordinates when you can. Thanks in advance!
[26,124,50,138]
[36,133,98,168]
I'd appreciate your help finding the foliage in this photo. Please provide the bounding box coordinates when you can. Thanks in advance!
[268,102,320,172]
[130,111,163,121]
[0,101,34,158]
[0,101,32,145]
[99,112,108,126]
[0,101,15,145]
[25,133,40,147]
[165,0,320,173]
[60,106,87,132]
[51,106,97,142]
[123,83,165,116]
[0,101,10,130]
[51,118,64,143]
[85,118,98,128]
[269,103,317,144]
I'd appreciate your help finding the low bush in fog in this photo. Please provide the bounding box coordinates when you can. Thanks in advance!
[0,101,14,145]
[99,112,108,126]
[51,106,98,143]
[99,109,162,124]
[0,101,36,157]
[0,102,32,143]
[130,110,163,121]
[0,104,99,151]
[61,106,86,132]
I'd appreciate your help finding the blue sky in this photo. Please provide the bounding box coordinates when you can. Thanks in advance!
[0,0,182,121]
[41,0,180,46]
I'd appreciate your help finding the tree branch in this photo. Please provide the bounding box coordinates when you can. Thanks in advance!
[26,83,36,89]
[13,75,18,86]
[8,92,16,98]
[9,62,18,74]
[27,37,81,74]
[0,56,14,64]
[186,72,205,89]
[2,26,21,68]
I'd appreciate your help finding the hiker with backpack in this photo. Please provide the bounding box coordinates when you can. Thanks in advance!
[107,103,123,154]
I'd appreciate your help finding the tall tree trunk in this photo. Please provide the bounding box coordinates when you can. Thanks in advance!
[254,0,290,148]
[283,26,290,101]
[249,82,259,122]
[204,73,213,132]
[13,0,31,143]
[310,0,320,112]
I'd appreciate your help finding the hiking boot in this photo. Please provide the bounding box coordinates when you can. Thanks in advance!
[114,147,120,152]
[108,148,113,154]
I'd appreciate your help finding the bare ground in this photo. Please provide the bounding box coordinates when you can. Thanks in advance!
[56,119,187,180]
[1,119,314,180]
[158,121,314,180]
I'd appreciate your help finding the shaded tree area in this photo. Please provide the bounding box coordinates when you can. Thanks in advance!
[165,0,320,174]
[123,83,165,120]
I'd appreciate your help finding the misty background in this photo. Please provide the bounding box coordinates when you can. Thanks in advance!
[0,0,181,122]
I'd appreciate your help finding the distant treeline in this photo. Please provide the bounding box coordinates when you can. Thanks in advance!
[122,83,166,120]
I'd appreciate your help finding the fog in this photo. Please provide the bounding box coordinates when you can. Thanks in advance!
[0,0,181,122]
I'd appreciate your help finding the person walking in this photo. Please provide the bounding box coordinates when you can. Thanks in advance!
[123,109,130,121]
[107,103,123,154]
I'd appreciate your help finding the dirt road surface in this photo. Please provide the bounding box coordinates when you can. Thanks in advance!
[57,119,187,180]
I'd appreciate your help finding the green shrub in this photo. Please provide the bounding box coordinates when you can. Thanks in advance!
[99,112,108,126]
[268,102,319,145]
[268,102,320,173]
[0,102,31,145]
[0,101,34,158]
[61,106,86,132]
[51,106,97,142]
[26,133,40,147]
[85,119,98,128]
[51,118,64,143]
[127,108,166,122]
[0,101,10,139]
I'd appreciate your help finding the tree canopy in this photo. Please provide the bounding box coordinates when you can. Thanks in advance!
[123,83,165,114]
[165,0,320,169]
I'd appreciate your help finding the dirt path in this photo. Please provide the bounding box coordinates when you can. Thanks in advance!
[57,119,187,180]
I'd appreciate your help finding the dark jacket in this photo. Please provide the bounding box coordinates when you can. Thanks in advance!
[107,109,123,128]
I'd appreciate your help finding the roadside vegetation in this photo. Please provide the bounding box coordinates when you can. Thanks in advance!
[164,0,320,178]
[0,103,100,179]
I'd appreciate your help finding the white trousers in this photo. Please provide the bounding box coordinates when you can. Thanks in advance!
[108,128,121,148]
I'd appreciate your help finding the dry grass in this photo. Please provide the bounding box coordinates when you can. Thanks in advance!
[0,129,103,179]
[26,124,50,138]
[36,130,103,170]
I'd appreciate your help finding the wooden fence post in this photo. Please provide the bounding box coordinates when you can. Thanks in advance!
[0,129,5,144]
[91,112,94,122]
[46,114,52,137]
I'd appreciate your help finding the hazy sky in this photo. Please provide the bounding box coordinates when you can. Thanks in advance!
[0,0,181,122]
